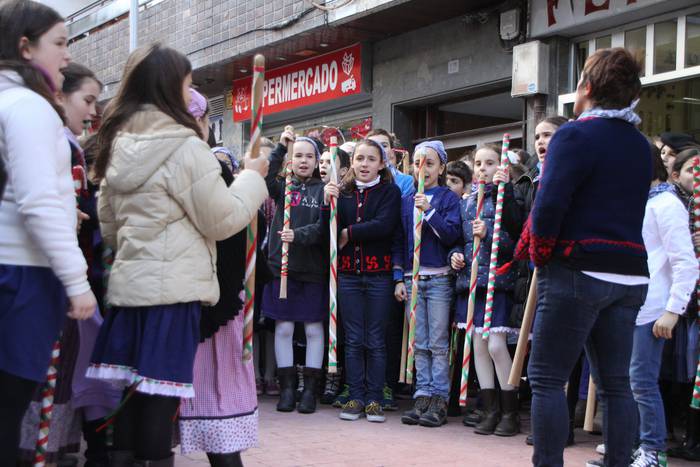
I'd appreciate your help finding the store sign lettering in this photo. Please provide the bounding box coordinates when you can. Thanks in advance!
[232,43,362,122]
[532,0,662,37]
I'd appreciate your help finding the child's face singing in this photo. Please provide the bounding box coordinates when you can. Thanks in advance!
[446,174,466,197]
[672,157,696,193]
[534,121,559,163]
[661,146,677,176]
[473,148,500,183]
[292,141,318,179]
[319,151,331,183]
[414,148,444,189]
[352,143,385,183]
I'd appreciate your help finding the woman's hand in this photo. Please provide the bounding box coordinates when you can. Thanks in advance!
[244,153,269,178]
[394,281,407,302]
[77,209,89,232]
[278,228,294,243]
[450,252,465,270]
[472,219,486,239]
[280,126,295,147]
[324,181,339,204]
[68,290,97,320]
[414,193,432,212]
[653,311,679,339]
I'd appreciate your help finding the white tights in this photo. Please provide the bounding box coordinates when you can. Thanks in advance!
[274,320,324,369]
[473,332,514,390]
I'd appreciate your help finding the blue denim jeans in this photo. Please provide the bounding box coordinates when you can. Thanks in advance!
[630,321,667,452]
[528,262,647,467]
[338,273,393,404]
[405,275,454,400]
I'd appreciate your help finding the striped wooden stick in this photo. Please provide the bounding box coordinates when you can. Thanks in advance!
[34,339,61,467]
[399,303,409,383]
[482,134,511,339]
[279,125,295,299]
[459,179,486,407]
[691,156,700,409]
[405,148,427,384]
[508,269,538,387]
[327,136,339,373]
[242,54,265,362]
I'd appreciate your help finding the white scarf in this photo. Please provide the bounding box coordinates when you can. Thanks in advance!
[356,176,381,190]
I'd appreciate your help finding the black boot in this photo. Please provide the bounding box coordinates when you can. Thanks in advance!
[133,454,174,467]
[670,408,700,459]
[297,367,322,414]
[276,367,297,412]
[494,390,520,436]
[462,408,484,427]
[474,389,500,435]
[108,451,135,467]
[207,452,243,467]
[84,418,109,467]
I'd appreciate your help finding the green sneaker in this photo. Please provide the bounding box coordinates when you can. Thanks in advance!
[333,384,350,408]
[381,384,399,411]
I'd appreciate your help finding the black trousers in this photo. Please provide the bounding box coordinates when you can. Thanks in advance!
[0,370,39,466]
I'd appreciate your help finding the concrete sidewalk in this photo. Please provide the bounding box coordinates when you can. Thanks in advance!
[173,396,696,466]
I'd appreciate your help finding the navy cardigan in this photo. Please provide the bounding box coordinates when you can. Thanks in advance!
[516,117,652,275]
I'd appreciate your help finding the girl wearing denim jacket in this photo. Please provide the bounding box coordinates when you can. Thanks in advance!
[393,140,461,428]
[450,145,522,437]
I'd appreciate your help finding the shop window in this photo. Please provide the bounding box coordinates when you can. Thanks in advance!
[625,27,646,77]
[595,35,611,50]
[637,77,700,141]
[687,15,700,68]
[654,20,677,74]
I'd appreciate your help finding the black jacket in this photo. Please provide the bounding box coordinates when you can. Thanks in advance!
[323,181,401,275]
[265,143,326,283]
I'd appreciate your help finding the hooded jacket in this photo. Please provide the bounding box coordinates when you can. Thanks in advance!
[0,71,89,296]
[98,106,267,307]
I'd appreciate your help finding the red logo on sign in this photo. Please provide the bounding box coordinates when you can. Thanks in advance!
[232,43,362,122]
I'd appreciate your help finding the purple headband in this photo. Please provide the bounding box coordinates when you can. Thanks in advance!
[415,140,448,164]
[188,88,208,118]
[294,136,321,160]
[212,146,239,171]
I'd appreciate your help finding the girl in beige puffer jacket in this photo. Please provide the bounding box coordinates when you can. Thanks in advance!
[85,44,269,466]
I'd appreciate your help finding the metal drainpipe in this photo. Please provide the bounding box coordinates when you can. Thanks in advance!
[129,0,138,52]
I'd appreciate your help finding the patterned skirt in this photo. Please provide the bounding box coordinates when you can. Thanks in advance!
[179,311,258,454]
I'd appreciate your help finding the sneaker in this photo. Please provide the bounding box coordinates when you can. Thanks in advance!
[256,378,263,396]
[265,379,280,396]
[381,384,399,411]
[401,396,431,425]
[365,401,386,423]
[596,444,606,455]
[339,399,365,421]
[585,459,604,467]
[333,384,350,408]
[321,371,341,405]
[418,396,448,427]
[631,447,667,467]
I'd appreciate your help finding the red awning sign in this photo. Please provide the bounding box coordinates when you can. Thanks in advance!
[232,43,363,122]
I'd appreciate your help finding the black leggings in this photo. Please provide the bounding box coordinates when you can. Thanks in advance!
[113,388,180,461]
[0,370,39,466]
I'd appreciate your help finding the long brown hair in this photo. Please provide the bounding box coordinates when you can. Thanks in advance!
[341,139,394,193]
[0,0,65,120]
[93,44,202,181]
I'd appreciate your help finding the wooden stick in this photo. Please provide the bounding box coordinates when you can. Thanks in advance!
[405,149,427,384]
[242,54,265,361]
[279,125,294,299]
[583,376,597,432]
[34,339,60,467]
[508,269,538,387]
[690,156,700,409]
[327,136,339,373]
[459,179,486,406]
[398,301,409,383]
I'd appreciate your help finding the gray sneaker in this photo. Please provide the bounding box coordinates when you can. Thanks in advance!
[339,399,365,421]
[401,396,431,425]
[631,448,667,467]
[365,401,386,423]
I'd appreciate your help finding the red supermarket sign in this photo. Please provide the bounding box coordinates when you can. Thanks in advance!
[232,43,362,122]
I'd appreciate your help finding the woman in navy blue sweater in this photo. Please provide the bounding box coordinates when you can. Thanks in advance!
[323,139,401,424]
[392,140,461,428]
[518,48,651,467]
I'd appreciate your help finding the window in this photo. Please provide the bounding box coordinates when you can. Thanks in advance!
[654,20,677,74]
[595,35,611,50]
[687,15,700,68]
[574,41,589,81]
[625,27,646,77]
